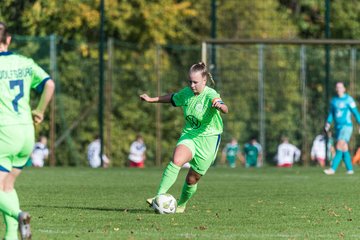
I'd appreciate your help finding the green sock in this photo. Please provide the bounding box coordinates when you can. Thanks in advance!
[3,213,18,240]
[5,190,20,239]
[0,189,21,219]
[177,182,198,207]
[156,162,181,195]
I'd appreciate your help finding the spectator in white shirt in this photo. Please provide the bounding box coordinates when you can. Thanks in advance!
[87,137,110,168]
[31,135,49,167]
[276,136,301,168]
[128,135,146,168]
[310,132,335,167]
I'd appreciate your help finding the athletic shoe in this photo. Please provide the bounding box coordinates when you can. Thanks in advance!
[347,170,354,175]
[324,168,335,175]
[18,212,31,240]
[146,197,155,207]
[176,205,186,213]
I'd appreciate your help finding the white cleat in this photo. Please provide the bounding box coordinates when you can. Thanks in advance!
[176,205,186,213]
[324,168,335,175]
[347,170,354,175]
[18,212,31,240]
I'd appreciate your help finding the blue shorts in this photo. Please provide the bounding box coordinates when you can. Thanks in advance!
[335,126,353,142]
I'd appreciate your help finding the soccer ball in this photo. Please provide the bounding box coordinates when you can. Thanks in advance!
[152,193,177,214]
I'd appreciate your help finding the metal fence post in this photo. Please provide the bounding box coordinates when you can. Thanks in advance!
[106,38,114,160]
[49,34,57,166]
[258,44,265,163]
[300,45,308,166]
[156,45,162,166]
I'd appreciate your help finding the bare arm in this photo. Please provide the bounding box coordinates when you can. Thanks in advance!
[140,93,172,103]
[212,101,229,114]
[32,79,55,125]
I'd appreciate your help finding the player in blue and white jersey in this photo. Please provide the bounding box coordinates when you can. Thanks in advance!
[324,82,360,175]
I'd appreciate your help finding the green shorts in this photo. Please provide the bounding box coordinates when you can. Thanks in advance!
[176,133,221,175]
[0,124,35,172]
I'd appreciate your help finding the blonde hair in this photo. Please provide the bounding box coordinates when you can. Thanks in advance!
[189,62,215,86]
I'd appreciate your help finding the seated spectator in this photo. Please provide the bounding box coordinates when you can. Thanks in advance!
[31,135,49,167]
[311,132,335,167]
[87,136,110,168]
[221,138,243,168]
[276,136,301,168]
[128,135,146,168]
[244,137,260,168]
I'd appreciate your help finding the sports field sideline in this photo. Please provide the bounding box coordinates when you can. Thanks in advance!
[8,166,360,239]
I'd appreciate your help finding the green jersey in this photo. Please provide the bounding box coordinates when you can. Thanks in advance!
[171,86,223,136]
[244,143,259,164]
[223,143,240,161]
[0,52,50,126]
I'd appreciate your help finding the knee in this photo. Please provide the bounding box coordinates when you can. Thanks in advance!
[336,141,348,151]
[172,158,183,167]
[186,174,200,185]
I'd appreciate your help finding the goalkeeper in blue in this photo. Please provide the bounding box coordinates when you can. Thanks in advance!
[324,82,360,175]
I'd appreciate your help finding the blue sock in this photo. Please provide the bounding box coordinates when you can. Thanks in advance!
[331,150,343,171]
[343,151,353,171]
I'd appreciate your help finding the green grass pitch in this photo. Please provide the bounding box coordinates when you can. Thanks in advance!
[5,166,360,239]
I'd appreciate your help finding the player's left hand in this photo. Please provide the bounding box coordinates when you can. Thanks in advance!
[32,109,44,125]
[212,98,223,110]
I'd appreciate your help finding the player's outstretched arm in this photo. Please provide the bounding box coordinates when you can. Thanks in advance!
[140,93,172,103]
[32,79,55,125]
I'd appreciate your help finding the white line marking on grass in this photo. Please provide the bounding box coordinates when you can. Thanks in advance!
[38,229,71,234]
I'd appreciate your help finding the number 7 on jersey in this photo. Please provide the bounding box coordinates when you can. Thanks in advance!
[9,79,24,112]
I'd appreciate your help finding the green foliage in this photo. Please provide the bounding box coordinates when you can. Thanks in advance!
[2,0,360,165]
[218,0,297,38]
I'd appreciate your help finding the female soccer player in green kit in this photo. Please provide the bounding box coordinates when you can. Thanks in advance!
[140,62,228,213]
[0,22,55,239]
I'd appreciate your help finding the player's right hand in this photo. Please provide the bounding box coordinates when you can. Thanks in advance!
[32,109,44,125]
[140,94,151,102]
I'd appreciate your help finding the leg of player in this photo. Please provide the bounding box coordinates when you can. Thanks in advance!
[325,139,352,175]
[2,170,19,240]
[340,141,354,174]
[1,168,32,240]
[0,171,17,240]
[0,171,20,239]
[177,168,201,213]
[146,144,192,206]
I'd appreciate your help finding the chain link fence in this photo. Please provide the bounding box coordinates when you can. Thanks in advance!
[204,40,360,165]
[10,35,360,166]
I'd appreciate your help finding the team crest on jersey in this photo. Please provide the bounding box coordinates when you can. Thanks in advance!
[195,103,203,112]
[186,115,201,129]
[338,102,345,108]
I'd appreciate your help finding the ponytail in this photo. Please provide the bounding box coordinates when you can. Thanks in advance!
[207,72,215,86]
[189,61,215,86]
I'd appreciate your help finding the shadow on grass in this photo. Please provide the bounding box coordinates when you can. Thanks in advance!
[27,205,154,214]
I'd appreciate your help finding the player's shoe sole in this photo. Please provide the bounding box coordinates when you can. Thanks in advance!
[176,205,186,213]
[18,212,31,240]
[146,197,155,207]
[324,169,335,175]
